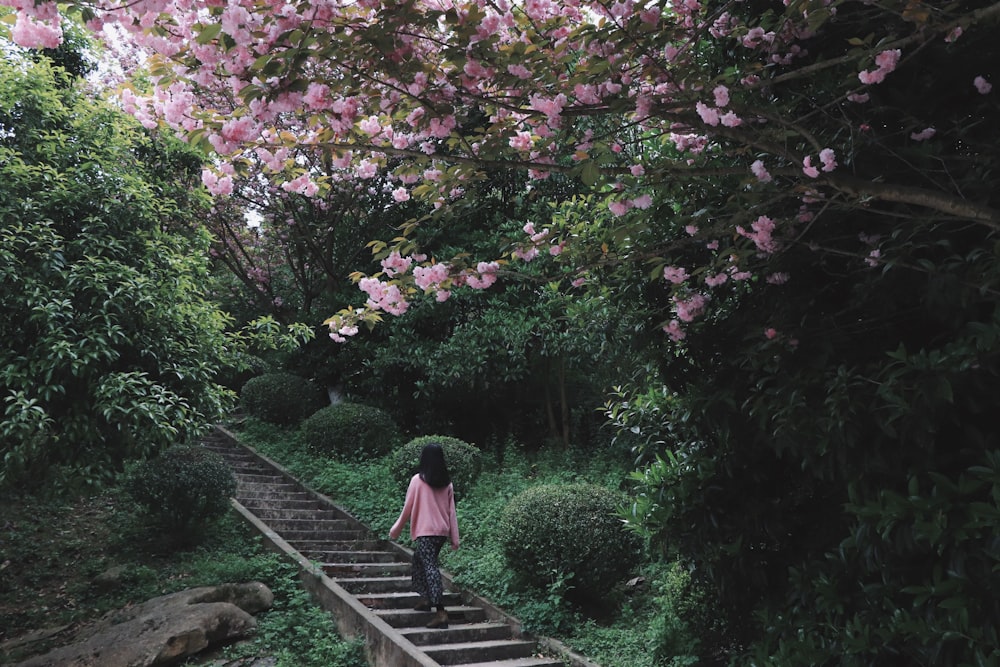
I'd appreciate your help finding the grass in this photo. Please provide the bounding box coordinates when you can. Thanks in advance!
[1,419,708,667]
[0,487,366,667]
[234,418,708,667]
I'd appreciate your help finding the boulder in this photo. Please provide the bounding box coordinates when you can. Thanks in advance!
[14,582,273,667]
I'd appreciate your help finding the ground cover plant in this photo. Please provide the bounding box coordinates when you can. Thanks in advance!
[233,417,708,667]
[0,489,365,667]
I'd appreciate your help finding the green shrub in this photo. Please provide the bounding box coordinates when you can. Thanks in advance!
[121,444,236,540]
[388,435,483,499]
[498,483,643,601]
[300,402,402,461]
[240,372,326,425]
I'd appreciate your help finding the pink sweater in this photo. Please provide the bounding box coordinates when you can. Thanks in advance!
[389,474,460,550]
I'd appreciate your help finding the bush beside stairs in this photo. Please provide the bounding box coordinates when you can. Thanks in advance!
[203,426,586,667]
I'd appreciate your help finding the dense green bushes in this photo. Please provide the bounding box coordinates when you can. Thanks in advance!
[0,51,234,490]
[120,444,236,539]
[388,435,483,498]
[240,372,326,425]
[498,483,642,600]
[300,402,402,460]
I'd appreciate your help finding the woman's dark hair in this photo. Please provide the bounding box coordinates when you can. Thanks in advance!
[419,443,451,488]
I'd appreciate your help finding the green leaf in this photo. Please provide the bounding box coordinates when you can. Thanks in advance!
[196,23,223,45]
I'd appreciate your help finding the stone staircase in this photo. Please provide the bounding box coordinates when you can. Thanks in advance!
[202,427,570,667]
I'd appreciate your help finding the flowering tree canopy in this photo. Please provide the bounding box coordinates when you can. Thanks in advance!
[4,0,999,343]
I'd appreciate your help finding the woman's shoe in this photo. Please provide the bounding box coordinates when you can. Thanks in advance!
[426,610,449,629]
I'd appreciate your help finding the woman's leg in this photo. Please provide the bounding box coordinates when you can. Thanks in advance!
[413,536,449,628]
[415,536,447,605]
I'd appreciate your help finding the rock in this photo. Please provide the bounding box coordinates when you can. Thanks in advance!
[91,565,128,592]
[14,582,273,667]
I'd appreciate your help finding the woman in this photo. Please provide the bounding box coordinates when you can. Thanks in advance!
[389,443,460,629]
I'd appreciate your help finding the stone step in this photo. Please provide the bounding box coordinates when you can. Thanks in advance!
[323,561,412,577]
[261,517,357,532]
[239,489,314,502]
[237,480,301,492]
[374,605,487,628]
[297,531,385,555]
[316,550,406,564]
[241,498,324,511]
[453,658,565,667]
[242,507,344,522]
[279,528,370,542]
[236,472,291,484]
[398,621,513,646]
[355,591,463,609]
[423,639,538,665]
[335,575,411,593]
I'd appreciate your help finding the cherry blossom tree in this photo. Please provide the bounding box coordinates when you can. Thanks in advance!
[5,0,997,343]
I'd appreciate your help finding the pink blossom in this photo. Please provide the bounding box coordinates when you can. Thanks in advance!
[574,84,602,104]
[359,277,409,315]
[435,290,451,302]
[865,248,881,267]
[910,127,936,141]
[736,215,778,253]
[359,116,382,136]
[202,169,233,196]
[514,246,539,262]
[704,273,728,287]
[392,187,410,202]
[663,319,686,341]
[819,148,837,172]
[751,159,772,183]
[329,322,359,343]
[639,6,660,24]
[875,49,901,71]
[466,261,499,289]
[509,131,534,151]
[632,194,653,209]
[685,225,699,236]
[764,328,778,340]
[847,92,870,103]
[11,14,62,49]
[695,101,720,126]
[673,293,708,322]
[663,266,689,284]
[858,49,901,85]
[720,111,742,127]
[630,164,645,176]
[413,263,450,290]
[529,93,568,120]
[802,156,820,178]
[608,200,629,216]
[282,174,318,196]
[380,251,413,277]
[508,64,532,79]
[713,85,730,108]
[974,76,992,94]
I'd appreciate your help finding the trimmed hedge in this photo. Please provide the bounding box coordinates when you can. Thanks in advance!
[388,435,483,499]
[498,483,643,599]
[300,402,402,460]
[121,444,236,537]
[240,372,326,425]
